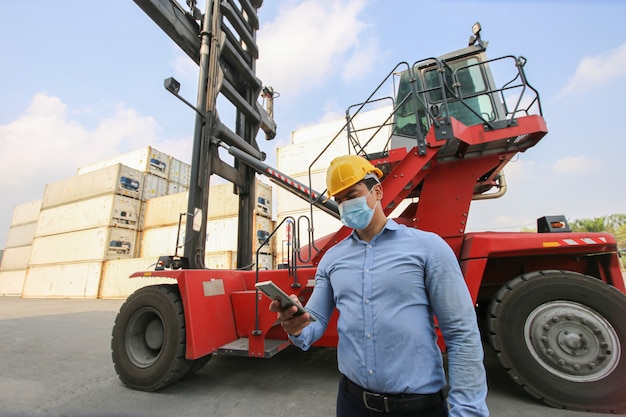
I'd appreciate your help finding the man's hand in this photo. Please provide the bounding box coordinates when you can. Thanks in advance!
[269,294,312,337]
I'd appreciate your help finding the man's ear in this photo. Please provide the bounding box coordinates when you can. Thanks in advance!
[373,183,383,200]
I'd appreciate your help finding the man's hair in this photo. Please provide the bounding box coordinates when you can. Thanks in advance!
[361,175,380,191]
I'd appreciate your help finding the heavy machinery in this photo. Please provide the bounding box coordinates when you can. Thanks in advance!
[112,1,626,413]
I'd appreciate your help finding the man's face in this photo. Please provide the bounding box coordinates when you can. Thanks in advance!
[334,181,377,207]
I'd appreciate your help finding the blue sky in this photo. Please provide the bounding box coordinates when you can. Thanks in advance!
[1,0,625,248]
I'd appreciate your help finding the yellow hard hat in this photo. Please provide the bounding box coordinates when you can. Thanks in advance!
[326,155,383,197]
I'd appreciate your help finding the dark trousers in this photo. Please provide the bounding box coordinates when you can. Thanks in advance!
[336,378,449,417]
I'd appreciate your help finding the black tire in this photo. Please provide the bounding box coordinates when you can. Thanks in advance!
[487,270,626,413]
[111,284,193,391]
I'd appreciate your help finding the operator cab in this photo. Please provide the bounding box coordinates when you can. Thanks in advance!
[391,23,508,151]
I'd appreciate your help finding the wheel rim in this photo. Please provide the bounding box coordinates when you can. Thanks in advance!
[524,300,620,382]
[125,306,166,368]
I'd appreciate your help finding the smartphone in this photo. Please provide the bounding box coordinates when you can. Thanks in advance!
[255,280,316,322]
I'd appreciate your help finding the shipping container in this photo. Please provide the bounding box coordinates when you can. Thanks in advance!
[139,225,186,258]
[290,115,346,145]
[168,157,191,186]
[205,215,275,254]
[36,195,141,237]
[207,179,272,219]
[100,257,173,299]
[0,270,27,296]
[275,169,327,214]
[142,191,189,229]
[5,222,37,248]
[77,146,170,179]
[22,262,103,298]
[168,182,188,195]
[29,227,138,266]
[43,164,143,208]
[204,250,273,270]
[279,106,392,175]
[0,246,32,271]
[291,105,392,145]
[140,180,272,229]
[11,199,42,226]
[142,173,169,201]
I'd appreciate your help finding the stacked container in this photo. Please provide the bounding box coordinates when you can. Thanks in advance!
[76,146,189,203]
[139,191,188,258]
[139,179,274,270]
[0,200,42,295]
[204,180,274,269]
[168,157,191,195]
[22,164,144,298]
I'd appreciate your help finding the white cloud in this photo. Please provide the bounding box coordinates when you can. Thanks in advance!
[560,41,626,96]
[256,0,373,98]
[0,93,191,192]
[340,34,380,83]
[0,92,194,247]
[552,155,599,175]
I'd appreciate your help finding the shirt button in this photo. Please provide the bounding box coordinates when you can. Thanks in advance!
[368,369,374,375]
[367,333,372,338]
[365,299,370,304]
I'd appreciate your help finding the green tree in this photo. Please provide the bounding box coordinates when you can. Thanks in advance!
[569,214,626,269]
[569,216,607,232]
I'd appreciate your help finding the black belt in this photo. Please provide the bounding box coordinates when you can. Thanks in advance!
[343,376,444,413]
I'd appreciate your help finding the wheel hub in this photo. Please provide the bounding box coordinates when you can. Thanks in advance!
[145,319,164,350]
[525,301,620,382]
[125,307,165,368]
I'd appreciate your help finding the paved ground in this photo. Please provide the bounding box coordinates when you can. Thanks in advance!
[0,297,624,417]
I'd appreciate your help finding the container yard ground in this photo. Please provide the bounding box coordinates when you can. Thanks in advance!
[1,297,624,417]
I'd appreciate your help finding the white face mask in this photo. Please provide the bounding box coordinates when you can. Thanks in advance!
[338,188,378,229]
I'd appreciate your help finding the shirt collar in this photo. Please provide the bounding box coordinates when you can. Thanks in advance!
[349,219,399,243]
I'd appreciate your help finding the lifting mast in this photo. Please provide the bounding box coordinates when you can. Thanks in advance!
[134,0,272,270]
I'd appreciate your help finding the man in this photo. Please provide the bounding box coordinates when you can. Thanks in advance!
[271,155,489,417]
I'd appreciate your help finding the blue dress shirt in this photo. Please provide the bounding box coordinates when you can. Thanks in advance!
[290,219,489,417]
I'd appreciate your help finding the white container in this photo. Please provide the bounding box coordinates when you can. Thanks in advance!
[168,157,191,186]
[0,246,32,271]
[5,222,37,248]
[22,262,103,298]
[140,226,186,257]
[290,115,346,145]
[255,252,274,269]
[207,179,272,219]
[100,257,174,299]
[29,227,138,266]
[0,270,27,296]
[205,214,274,253]
[143,192,189,229]
[43,164,143,208]
[274,169,328,215]
[77,146,170,179]
[276,142,336,178]
[36,195,141,237]
[205,250,236,269]
[280,106,392,176]
[142,173,169,201]
[168,182,188,195]
[141,180,271,228]
[11,199,42,226]
[204,251,273,270]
